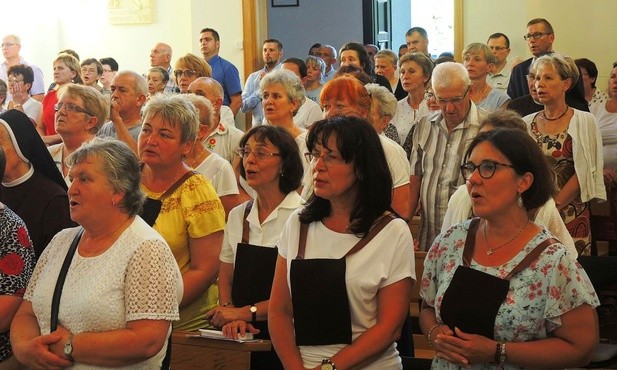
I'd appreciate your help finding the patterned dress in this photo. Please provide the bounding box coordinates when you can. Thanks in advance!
[529,117,592,254]
[421,220,599,369]
[0,206,35,362]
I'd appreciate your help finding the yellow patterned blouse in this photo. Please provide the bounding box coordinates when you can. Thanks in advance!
[142,173,225,331]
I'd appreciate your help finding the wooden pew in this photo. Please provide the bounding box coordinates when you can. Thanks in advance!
[171,331,271,369]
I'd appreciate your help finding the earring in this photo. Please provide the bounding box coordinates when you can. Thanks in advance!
[279,172,284,178]
[517,192,524,207]
[111,198,116,206]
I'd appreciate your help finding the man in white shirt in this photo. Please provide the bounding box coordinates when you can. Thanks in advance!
[319,45,337,82]
[486,33,512,92]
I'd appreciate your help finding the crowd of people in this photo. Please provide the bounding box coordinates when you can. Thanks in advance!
[0,16,612,369]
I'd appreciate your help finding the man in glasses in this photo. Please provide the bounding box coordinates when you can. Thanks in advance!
[149,42,177,93]
[409,62,486,251]
[486,33,515,92]
[0,34,45,102]
[241,39,283,127]
[507,18,587,111]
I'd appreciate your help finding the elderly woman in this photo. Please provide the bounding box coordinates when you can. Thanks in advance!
[48,84,108,185]
[365,83,399,141]
[463,43,510,112]
[374,49,406,100]
[138,94,225,331]
[575,58,609,106]
[590,62,617,172]
[0,146,35,370]
[37,53,82,145]
[183,94,242,217]
[147,67,169,98]
[174,53,212,93]
[206,126,303,369]
[269,116,415,370]
[304,56,325,103]
[0,110,73,258]
[389,52,433,157]
[260,69,306,139]
[441,109,576,257]
[420,129,598,369]
[6,64,42,122]
[523,53,606,255]
[80,58,108,95]
[10,138,183,369]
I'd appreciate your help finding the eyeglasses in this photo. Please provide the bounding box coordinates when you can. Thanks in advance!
[54,102,93,116]
[1,42,17,48]
[460,160,514,180]
[174,69,198,79]
[523,32,551,41]
[236,147,280,160]
[304,151,346,167]
[436,86,470,106]
[424,91,435,100]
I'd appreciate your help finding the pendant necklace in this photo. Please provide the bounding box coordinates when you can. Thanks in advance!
[484,218,530,256]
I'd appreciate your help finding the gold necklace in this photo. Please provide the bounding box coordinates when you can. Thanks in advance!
[483,219,530,256]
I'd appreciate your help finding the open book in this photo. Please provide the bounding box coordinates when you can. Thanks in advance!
[198,329,255,342]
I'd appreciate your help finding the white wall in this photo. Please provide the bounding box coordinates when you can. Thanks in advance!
[463,0,617,89]
[267,0,364,62]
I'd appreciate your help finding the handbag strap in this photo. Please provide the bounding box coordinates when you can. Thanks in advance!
[296,213,397,260]
[241,200,254,244]
[50,227,84,332]
[159,171,197,200]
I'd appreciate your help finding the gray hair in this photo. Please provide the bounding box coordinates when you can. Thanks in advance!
[462,42,496,65]
[65,138,144,216]
[480,109,526,131]
[375,49,398,67]
[57,84,108,133]
[530,53,579,90]
[115,70,148,96]
[320,44,337,59]
[184,93,215,130]
[142,93,199,144]
[432,62,470,91]
[365,83,397,118]
[260,69,306,113]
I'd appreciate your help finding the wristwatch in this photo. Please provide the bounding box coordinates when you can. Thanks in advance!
[64,335,74,361]
[250,305,257,322]
[321,358,337,370]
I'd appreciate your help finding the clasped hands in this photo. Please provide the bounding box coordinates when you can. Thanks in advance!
[431,325,498,368]
[17,325,73,370]
[205,305,260,340]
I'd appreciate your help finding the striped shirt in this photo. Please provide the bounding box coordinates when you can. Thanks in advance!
[410,103,485,250]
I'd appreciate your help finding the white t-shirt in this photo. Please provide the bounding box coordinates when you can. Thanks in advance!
[277,210,415,369]
[193,152,239,197]
[24,217,183,369]
[220,192,304,264]
[293,98,323,129]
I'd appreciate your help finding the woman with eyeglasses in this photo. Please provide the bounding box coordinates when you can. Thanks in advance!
[389,52,433,158]
[47,84,108,186]
[138,93,225,331]
[205,125,303,370]
[6,64,42,122]
[269,116,414,370]
[37,53,82,145]
[420,128,599,369]
[441,109,576,257]
[523,54,605,255]
[173,53,211,93]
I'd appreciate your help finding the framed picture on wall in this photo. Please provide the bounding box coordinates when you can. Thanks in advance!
[272,0,299,7]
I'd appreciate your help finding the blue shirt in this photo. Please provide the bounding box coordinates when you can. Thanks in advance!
[208,55,242,106]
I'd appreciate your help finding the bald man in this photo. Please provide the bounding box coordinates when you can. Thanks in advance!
[149,42,177,93]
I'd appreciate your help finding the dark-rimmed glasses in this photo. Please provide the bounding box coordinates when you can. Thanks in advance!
[236,147,280,161]
[523,32,551,41]
[54,102,93,116]
[460,160,514,180]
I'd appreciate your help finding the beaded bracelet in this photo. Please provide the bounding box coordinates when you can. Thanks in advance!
[427,324,443,347]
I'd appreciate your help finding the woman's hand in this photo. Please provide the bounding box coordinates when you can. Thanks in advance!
[433,327,496,367]
[11,82,28,106]
[15,331,73,370]
[47,325,72,359]
[205,305,249,327]
[221,320,260,340]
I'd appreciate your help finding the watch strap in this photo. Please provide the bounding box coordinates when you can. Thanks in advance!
[64,335,74,361]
